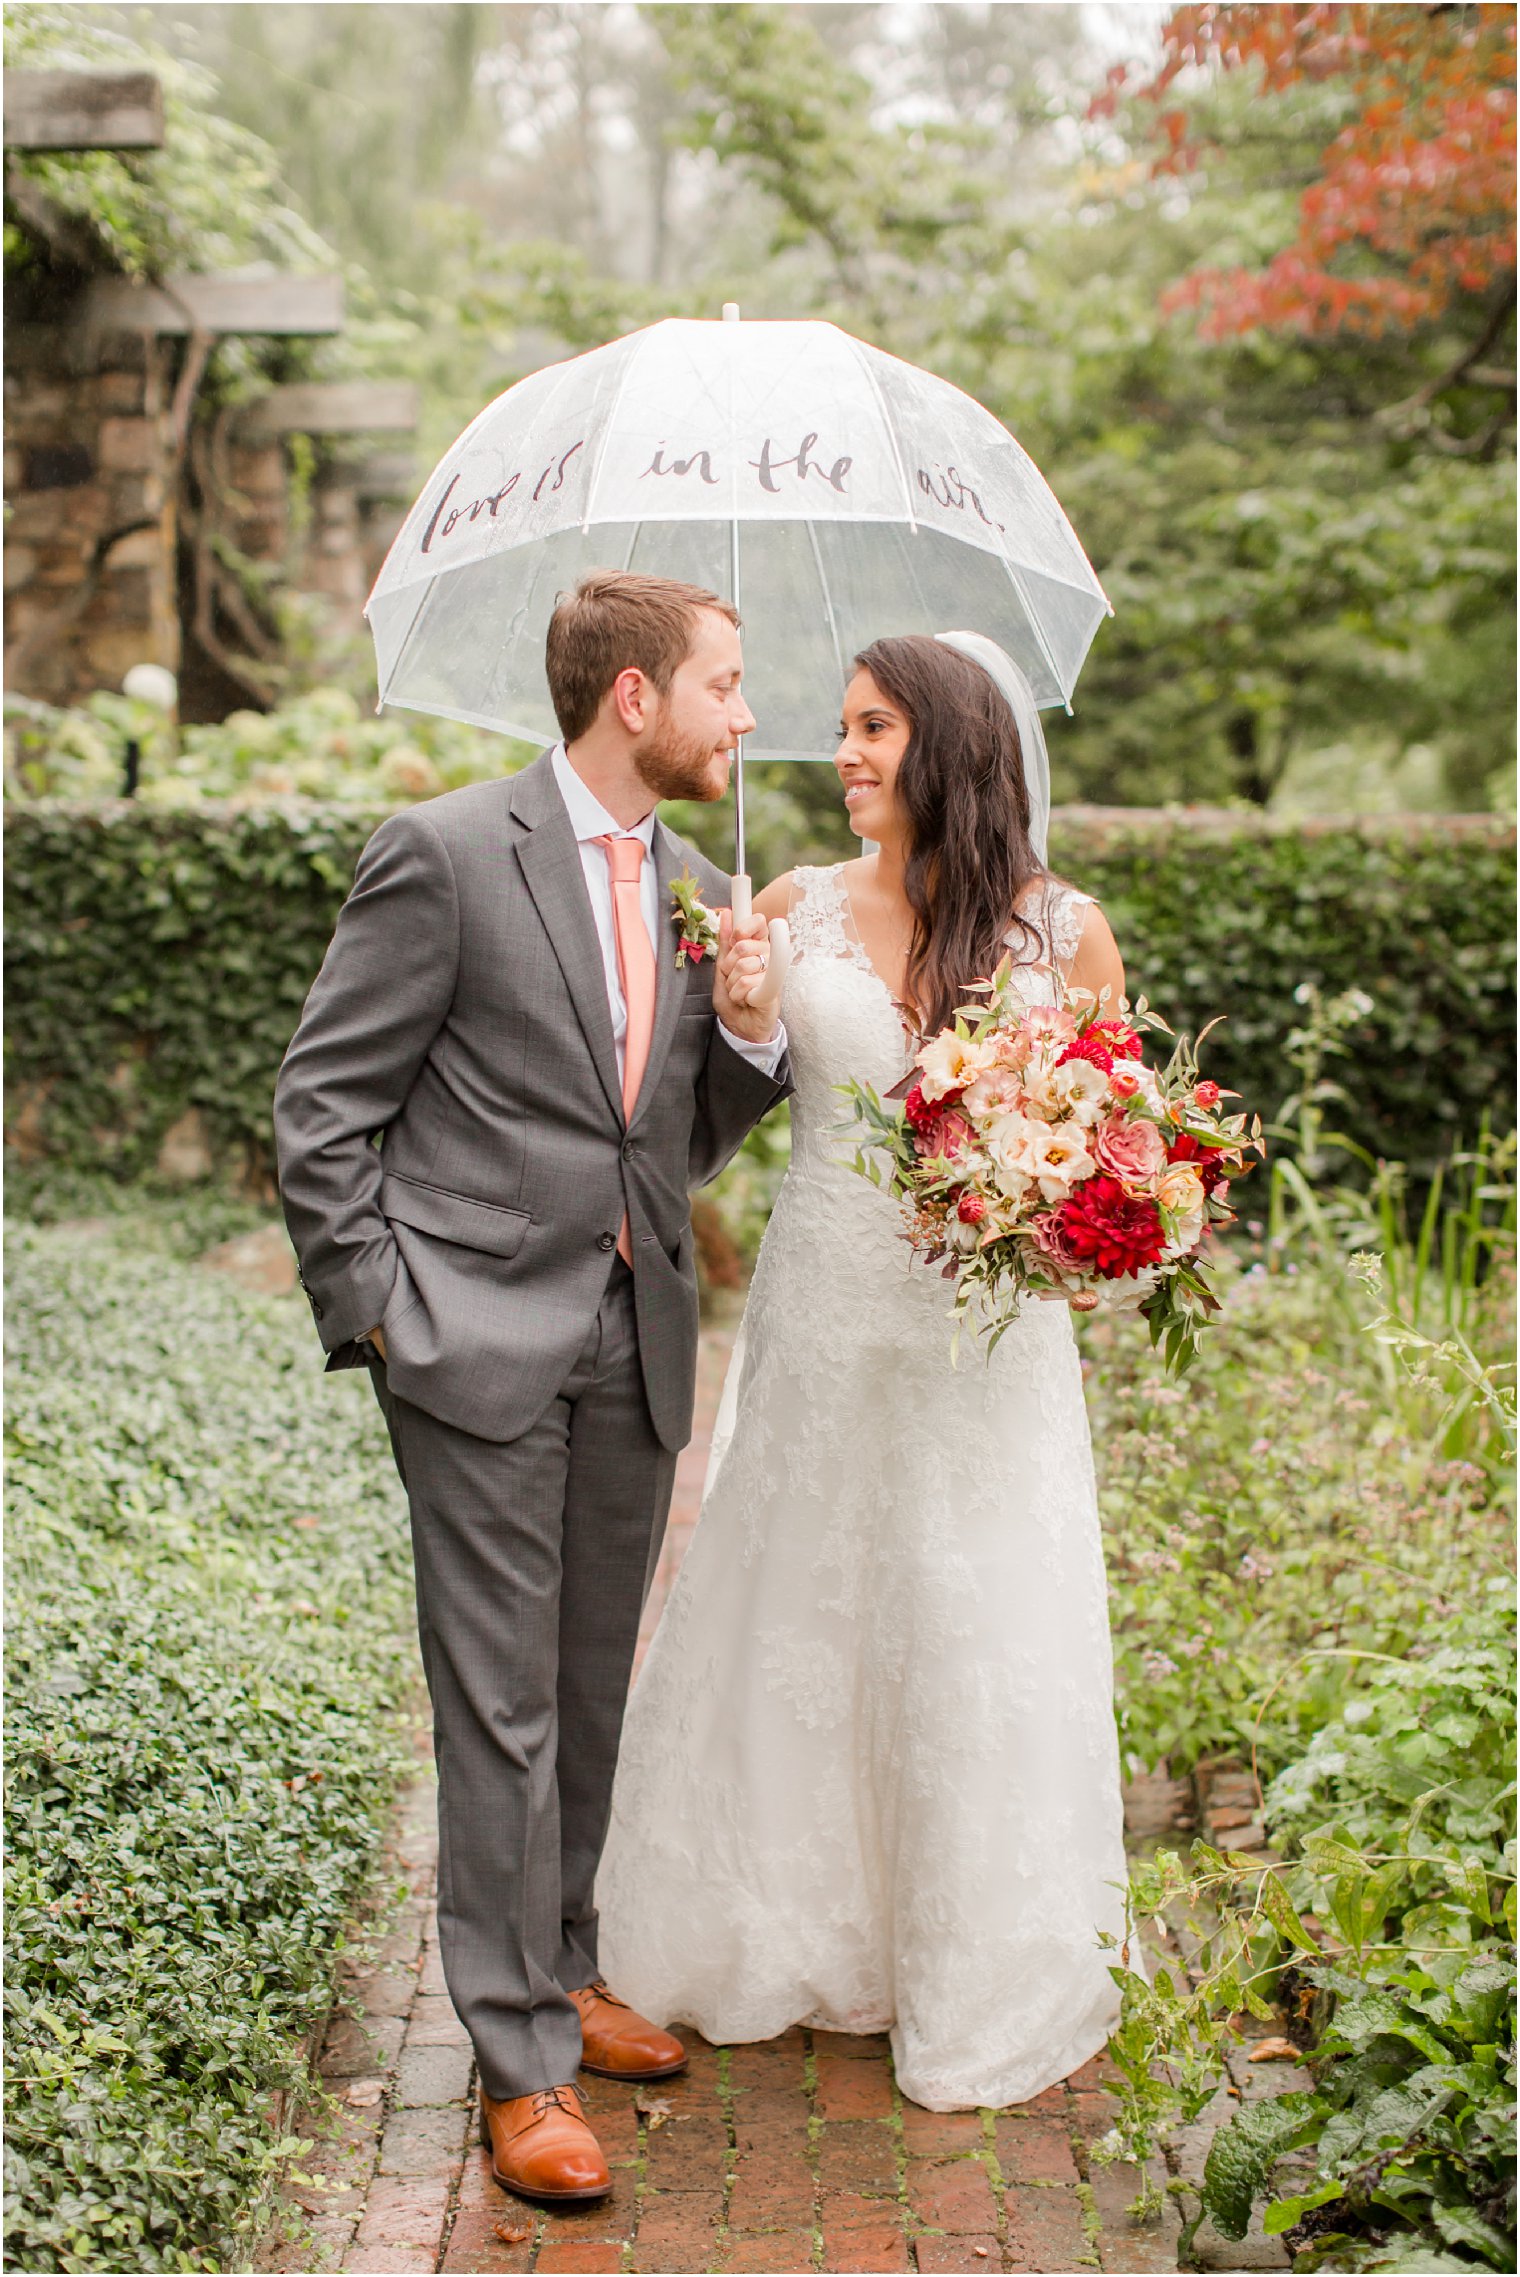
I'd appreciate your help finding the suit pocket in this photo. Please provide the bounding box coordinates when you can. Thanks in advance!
[379,1171,531,1260]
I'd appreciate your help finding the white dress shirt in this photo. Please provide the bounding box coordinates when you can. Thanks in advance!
[549,745,787,1084]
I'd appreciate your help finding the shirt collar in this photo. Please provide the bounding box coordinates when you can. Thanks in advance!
[551,743,657,850]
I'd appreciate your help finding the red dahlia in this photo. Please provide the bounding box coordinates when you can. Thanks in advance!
[1093,1019,1143,1060]
[1057,1175,1167,1278]
[1057,1033,1114,1074]
[903,1083,936,1134]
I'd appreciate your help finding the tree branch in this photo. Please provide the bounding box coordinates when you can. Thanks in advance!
[1376,282,1517,427]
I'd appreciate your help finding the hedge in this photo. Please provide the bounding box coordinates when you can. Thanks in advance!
[4,801,1514,1186]
[4,1221,415,2271]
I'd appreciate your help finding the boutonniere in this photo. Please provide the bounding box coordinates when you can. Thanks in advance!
[670,868,721,967]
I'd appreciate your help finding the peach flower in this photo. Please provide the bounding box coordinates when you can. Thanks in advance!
[1093,1115,1167,1184]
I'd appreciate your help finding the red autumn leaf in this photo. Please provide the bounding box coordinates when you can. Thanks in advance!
[1100,4,1516,339]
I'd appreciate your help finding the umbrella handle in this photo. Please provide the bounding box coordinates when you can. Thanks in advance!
[728,873,791,1011]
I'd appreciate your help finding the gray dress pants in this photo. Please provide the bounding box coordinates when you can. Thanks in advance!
[370,1258,678,2100]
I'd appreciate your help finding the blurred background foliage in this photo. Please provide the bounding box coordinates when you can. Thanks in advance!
[4,0,1514,834]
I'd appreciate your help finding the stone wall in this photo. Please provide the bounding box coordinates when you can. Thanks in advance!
[6,311,413,716]
[3,319,180,706]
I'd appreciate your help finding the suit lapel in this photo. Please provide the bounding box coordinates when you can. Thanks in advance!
[510,756,625,1126]
[629,820,696,1135]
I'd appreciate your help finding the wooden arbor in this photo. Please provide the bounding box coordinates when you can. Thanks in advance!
[4,69,418,714]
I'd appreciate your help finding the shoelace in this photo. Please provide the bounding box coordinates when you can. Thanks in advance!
[581,1980,631,2012]
[528,2082,588,2123]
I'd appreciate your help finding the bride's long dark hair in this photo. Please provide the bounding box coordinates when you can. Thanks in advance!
[852,634,1050,1037]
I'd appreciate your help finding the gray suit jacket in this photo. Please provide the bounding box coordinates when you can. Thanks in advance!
[273,752,790,1450]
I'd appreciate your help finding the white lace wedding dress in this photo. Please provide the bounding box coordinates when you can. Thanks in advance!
[596,865,1131,2110]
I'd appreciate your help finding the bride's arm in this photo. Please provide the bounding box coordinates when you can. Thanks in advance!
[1066,901,1125,1009]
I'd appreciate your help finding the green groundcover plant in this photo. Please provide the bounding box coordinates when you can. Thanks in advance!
[1091,1111,1515,2272]
[3,1224,416,2273]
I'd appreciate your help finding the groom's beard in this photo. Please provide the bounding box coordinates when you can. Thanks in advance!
[633,709,733,805]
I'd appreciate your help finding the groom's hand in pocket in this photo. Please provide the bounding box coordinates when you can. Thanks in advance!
[363,1325,387,1362]
[713,908,778,1044]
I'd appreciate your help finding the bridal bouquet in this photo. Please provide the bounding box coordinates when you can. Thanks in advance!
[840,969,1262,1372]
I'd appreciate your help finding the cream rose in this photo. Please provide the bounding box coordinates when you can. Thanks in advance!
[1156,1162,1205,1245]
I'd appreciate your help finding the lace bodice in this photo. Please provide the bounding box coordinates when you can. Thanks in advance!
[781,862,1092,1179]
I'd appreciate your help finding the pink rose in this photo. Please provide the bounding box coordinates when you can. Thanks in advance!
[1029,1210,1090,1275]
[1093,1114,1167,1184]
[935,1108,975,1160]
[1109,1065,1141,1101]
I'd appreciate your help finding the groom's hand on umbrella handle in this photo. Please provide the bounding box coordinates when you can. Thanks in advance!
[714,907,778,1041]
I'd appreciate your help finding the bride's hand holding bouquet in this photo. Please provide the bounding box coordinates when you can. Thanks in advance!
[842,966,1263,1373]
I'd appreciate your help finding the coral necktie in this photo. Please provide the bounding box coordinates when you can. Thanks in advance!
[596,834,657,1265]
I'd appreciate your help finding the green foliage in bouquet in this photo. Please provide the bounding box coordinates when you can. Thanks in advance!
[4,1223,416,2272]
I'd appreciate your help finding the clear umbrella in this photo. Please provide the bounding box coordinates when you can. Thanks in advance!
[365,307,1111,985]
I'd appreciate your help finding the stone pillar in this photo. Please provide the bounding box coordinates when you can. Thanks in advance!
[3,323,179,708]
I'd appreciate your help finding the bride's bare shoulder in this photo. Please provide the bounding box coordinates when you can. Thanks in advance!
[753,871,797,922]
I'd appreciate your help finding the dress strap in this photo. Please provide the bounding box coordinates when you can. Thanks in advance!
[1007,879,1093,978]
[787,864,853,962]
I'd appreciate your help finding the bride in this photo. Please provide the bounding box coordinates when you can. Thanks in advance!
[596,631,1134,2111]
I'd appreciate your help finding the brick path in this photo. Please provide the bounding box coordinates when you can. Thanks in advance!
[259,1321,1297,2277]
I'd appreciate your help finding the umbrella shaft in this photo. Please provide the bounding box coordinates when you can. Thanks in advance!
[733,746,745,878]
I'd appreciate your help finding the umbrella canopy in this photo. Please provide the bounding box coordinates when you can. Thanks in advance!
[366,313,1110,762]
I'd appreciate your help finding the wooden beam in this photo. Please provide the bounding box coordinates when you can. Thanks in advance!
[239,382,420,437]
[352,452,421,498]
[4,69,165,151]
[82,271,345,337]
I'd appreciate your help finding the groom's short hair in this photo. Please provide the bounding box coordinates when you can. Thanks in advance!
[546,570,740,742]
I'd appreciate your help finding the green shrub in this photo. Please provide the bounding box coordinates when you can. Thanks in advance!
[3,1223,416,2272]
[5,803,1512,1188]
[1087,1253,1514,1782]
[1044,810,1516,1177]
[4,688,530,807]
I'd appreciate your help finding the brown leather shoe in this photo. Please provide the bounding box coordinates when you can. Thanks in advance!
[478,2082,611,2203]
[570,1980,688,2080]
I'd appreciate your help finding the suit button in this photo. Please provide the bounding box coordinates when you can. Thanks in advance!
[622,1140,636,1160]
[597,1232,616,1251]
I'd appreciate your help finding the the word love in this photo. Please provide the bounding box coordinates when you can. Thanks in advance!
[419,441,585,554]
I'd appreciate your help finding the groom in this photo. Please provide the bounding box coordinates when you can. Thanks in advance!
[274,571,788,2202]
